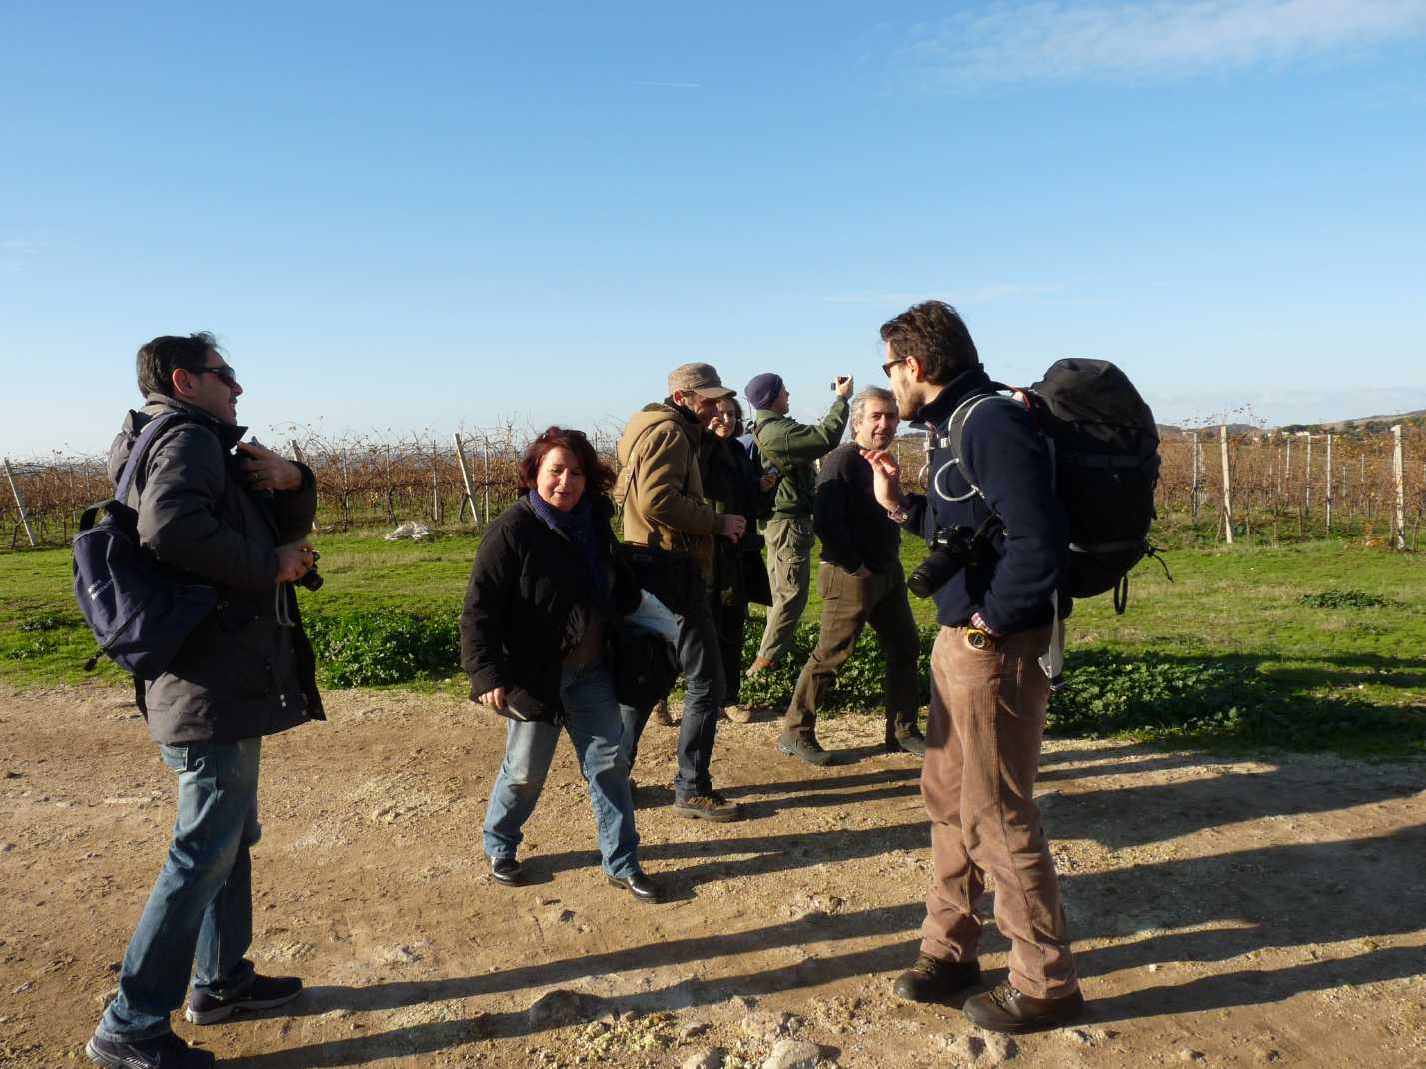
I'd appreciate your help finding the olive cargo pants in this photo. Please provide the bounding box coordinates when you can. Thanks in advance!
[755,518,814,666]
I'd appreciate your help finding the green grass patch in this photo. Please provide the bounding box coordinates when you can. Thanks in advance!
[2,532,1423,756]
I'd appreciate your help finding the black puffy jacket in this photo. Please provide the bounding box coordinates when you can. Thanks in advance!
[107,396,324,745]
[459,494,640,718]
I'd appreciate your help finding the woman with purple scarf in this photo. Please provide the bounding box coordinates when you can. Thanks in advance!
[459,427,662,902]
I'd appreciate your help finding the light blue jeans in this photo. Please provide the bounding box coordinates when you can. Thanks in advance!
[483,661,640,879]
[97,739,262,1041]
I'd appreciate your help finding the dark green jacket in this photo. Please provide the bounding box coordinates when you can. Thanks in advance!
[751,397,849,520]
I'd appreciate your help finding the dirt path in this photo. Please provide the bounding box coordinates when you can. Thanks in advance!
[2,684,1423,1068]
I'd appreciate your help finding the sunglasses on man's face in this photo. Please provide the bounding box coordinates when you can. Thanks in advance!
[191,364,239,389]
[881,357,907,378]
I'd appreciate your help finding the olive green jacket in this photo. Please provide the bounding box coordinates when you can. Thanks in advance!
[752,397,850,521]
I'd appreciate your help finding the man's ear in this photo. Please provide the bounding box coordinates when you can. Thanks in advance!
[906,355,928,383]
[170,367,194,398]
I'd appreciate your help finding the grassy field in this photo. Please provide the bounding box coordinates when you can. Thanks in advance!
[3,531,1423,755]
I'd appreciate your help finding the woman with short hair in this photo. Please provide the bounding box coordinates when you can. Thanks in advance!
[460,426,661,902]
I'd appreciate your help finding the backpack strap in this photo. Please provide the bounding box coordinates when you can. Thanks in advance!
[114,413,191,504]
[928,391,1021,504]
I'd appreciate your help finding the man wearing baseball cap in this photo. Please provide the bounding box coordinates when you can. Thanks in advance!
[745,370,851,686]
[614,362,748,822]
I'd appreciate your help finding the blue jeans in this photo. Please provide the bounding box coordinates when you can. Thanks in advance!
[620,591,724,800]
[483,662,640,879]
[97,739,262,1042]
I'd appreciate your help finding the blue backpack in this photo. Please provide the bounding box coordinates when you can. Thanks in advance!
[73,413,219,678]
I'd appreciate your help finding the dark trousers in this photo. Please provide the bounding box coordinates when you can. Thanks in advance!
[785,560,921,741]
[619,590,725,799]
[712,587,749,706]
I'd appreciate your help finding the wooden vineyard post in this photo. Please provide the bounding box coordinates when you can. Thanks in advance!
[1392,425,1406,550]
[482,439,491,525]
[3,458,37,547]
[1190,432,1201,523]
[431,436,442,525]
[1325,434,1334,534]
[1219,425,1234,544]
[1302,432,1313,527]
[452,433,477,524]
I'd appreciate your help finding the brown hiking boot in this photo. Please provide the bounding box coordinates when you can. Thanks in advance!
[777,731,836,767]
[672,790,742,823]
[723,704,754,723]
[963,981,1085,1033]
[893,954,982,1004]
[651,699,676,726]
[745,656,775,677]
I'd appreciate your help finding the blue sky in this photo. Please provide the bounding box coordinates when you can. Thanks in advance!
[3,1,1425,456]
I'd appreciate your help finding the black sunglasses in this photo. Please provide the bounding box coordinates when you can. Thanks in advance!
[881,357,907,378]
[190,364,239,388]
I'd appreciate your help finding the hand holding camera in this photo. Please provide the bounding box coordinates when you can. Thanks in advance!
[831,375,853,398]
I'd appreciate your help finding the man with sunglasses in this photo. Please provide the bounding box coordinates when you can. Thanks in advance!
[88,333,324,1069]
[863,302,1083,1034]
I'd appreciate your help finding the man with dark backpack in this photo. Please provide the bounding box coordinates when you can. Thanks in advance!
[86,333,324,1069]
[862,301,1085,1034]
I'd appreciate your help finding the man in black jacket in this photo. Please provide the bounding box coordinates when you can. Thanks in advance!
[863,302,1084,1034]
[88,334,323,1069]
[779,386,925,765]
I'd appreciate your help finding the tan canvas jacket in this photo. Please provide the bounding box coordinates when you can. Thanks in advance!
[616,402,722,577]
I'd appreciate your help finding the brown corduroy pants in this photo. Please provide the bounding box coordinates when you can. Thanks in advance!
[918,624,1078,999]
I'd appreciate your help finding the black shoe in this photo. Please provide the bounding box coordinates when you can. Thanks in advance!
[488,855,523,886]
[184,974,303,1025]
[608,871,664,903]
[672,790,743,823]
[893,954,983,1004]
[86,1031,215,1068]
[963,981,1086,1033]
[886,730,927,757]
[777,732,836,766]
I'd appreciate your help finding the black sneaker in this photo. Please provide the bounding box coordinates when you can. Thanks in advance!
[488,855,524,886]
[893,953,982,1004]
[777,731,836,767]
[673,790,743,823]
[185,974,302,1025]
[85,1031,215,1069]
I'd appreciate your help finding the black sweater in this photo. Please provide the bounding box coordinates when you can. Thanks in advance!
[814,442,901,574]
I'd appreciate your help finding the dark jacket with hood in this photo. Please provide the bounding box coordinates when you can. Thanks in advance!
[107,396,324,745]
[459,493,640,719]
[901,366,1069,634]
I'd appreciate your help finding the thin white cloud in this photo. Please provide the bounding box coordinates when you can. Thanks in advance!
[907,0,1426,86]
[822,283,1064,306]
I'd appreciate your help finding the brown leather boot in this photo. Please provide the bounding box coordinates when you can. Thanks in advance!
[963,981,1085,1033]
[893,954,982,1003]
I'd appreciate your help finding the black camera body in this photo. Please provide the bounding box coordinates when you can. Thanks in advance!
[296,567,323,592]
[907,526,995,599]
